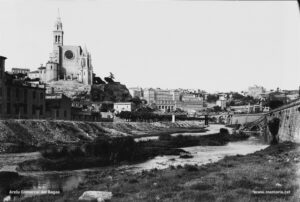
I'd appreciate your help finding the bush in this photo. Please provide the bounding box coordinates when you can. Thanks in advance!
[159,134,172,141]
[220,128,229,135]
[184,164,199,172]
[268,117,280,145]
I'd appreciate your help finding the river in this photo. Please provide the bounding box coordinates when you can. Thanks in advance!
[134,124,233,142]
[0,125,268,201]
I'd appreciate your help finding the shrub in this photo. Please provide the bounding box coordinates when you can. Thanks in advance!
[159,134,172,141]
[268,118,280,145]
[184,164,199,172]
[220,128,229,135]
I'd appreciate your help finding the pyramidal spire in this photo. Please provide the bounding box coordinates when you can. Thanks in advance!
[57,8,61,20]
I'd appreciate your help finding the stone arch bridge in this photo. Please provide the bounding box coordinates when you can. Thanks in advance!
[240,99,300,143]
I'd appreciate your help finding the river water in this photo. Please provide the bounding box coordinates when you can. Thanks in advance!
[134,124,233,142]
[0,126,268,201]
[125,136,267,172]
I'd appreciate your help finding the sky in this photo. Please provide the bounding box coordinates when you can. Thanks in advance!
[0,0,300,93]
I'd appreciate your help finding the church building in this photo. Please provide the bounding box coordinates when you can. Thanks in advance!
[39,13,93,85]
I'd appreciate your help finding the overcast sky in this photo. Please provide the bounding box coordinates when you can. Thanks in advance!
[0,0,300,92]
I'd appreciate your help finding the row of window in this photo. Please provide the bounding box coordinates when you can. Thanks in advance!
[6,87,44,101]
[0,104,69,119]
[158,105,174,110]
[2,103,44,116]
[55,35,61,43]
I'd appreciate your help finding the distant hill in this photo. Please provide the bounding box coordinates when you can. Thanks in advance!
[91,82,132,102]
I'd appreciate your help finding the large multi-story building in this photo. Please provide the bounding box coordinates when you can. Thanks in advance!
[142,88,203,113]
[143,88,156,104]
[0,56,46,119]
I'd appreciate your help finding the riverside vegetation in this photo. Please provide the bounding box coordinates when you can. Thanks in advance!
[17,128,249,171]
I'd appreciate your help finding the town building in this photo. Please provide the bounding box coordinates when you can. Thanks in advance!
[216,96,227,110]
[45,93,71,120]
[179,94,204,113]
[143,88,156,104]
[142,88,203,113]
[114,102,135,113]
[129,87,143,98]
[0,56,7,117]
[0,56,46,119]
[155,89,176,112]
[27,70,40,80]
[11,68,30,75]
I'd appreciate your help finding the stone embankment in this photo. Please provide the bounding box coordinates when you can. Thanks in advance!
[0,119,204,153]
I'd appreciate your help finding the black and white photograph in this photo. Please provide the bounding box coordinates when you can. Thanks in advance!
[0,0,300,201]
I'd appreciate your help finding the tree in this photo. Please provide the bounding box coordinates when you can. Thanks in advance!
[231,93,244,100]
[269,100,284,110]
[213,106,222,112]
[100,103,113,112]
[206,94,218,103]
[131,96,142,107]
[93,76,106,84]
[109,72,115,80]
[104,77,114,83]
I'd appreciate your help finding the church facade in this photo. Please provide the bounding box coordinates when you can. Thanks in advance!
[39,14,93,85]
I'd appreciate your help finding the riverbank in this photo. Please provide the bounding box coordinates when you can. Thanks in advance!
[17,129,247,172]
[16,141,299,202]
[0,119,205,153]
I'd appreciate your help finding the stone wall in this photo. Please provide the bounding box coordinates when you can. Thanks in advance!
[265,99,300,143]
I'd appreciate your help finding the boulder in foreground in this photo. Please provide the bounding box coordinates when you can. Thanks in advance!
[79,191,112,202]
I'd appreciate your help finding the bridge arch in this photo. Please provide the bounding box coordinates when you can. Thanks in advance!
[250,125,262,132]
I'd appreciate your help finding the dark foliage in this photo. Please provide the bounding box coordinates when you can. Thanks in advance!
[206,94,218,103]
[90,84,132,102]
[104,77,114,83]
[220,128,229,135]
[268,117,280,145]
[269,100,284,110]
[93,76,106,84]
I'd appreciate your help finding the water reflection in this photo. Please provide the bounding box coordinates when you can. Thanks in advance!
[134,124,233,142]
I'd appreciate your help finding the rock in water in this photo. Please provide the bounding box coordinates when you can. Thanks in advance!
[79,191,112,202]
[179,152,193,159]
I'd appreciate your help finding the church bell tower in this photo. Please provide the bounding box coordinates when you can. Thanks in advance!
[53,10,63,47]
